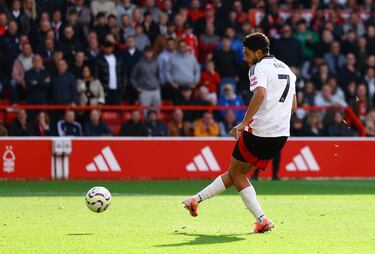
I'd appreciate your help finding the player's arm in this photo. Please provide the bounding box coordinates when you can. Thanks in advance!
[292,94,297,114]
[230,86,266,140]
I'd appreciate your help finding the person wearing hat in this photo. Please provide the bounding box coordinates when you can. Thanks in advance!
[95,40,125,105]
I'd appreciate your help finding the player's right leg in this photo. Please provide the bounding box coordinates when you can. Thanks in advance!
[182,171,233,217]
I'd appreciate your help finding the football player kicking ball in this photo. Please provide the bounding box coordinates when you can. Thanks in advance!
[182,32,297,233]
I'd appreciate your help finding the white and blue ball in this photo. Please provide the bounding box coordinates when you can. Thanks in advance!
[85,186,112,213]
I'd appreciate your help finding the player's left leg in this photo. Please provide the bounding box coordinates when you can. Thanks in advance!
[229,157,273,233]
[182,171,234,217]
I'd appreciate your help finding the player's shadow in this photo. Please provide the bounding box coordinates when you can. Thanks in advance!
[155,232,246,247]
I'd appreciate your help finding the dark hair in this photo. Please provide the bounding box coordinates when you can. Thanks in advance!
[107,14,117,20]
[242,32,270,53]
[143,46,153,52]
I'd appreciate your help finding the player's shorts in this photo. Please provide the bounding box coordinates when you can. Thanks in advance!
[232,130,288,170]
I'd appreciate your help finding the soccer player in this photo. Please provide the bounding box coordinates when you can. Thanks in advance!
[182,32,297,233]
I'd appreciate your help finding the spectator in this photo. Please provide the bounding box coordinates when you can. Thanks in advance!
[219,110,238,137]
[120,110,148,136]
[341,29,357,55]
[293,19,319,59]
[314,30,335,58]
[24,54,50,105]
[8,109,33,136]
[218,84,245,123]
[343,13,365,37]
[145,109,168,136]
[323,41,346,75]
[328,77,346,104]
[182,23,198,58]
[194,3,224,37]
[273,24,304,68]
[199,60,220,101]
[166,40,200,90]
[51,59,76,105]
[157,37,176,98]
[40,38,54,68]
[311,63,331,91]
[142,11,160,44]
[84,110,112,136]
[95,41,125,105]
[116,0,136,24]
[94,13,112,44]
[223,27,243,62]
[0,20,20,66]
[32,111,53,136]
[77,65,105,115]
[365,110,375,136]
[131,46,161,109]
[174,87,195,122]
[120,14,135,40]
[67,0,92,35]
[10,0,29,35]
[194,86,215,119]
[57,25,82,64]
[11,43,33,104]
[303,81,316,106]
[134,24,151,51]
[188,0,204,22]
[57,110,82,137]
[167,108,192,136]
[213,36,237,79]
[70,51,86,79]
[327,111,357,136]
[194,111,219,137]
[290,116,307,136]
[304,112,325,136]
[86,37,100,70]
[91,0,116,17]
[364,67,375,105]
[338,53,361,88]
[51,9,64,41]
[315,84,347,107]
[366,25,375,55]
[198,23,220,63]
[122,36,142,103]
[65,12,85,44]
[352,84,371,122]
[157,11,168,36]
[355,36,368,72]
[142,0,161,23]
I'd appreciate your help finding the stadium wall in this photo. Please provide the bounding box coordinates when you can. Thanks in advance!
[0,137,374,180]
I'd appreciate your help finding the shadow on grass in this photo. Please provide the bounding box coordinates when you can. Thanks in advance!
[155,232,246,247]
[66,233,94,236]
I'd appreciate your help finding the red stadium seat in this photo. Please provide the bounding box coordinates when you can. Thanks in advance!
[101,111,122,135]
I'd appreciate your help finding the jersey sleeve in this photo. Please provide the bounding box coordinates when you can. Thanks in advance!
[291,73,297,95]
[249,65,268,92]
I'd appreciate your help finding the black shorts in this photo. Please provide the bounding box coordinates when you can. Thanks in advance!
[232,131,288,170]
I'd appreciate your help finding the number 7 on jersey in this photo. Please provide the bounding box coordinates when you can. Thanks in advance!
[278,74,290,103]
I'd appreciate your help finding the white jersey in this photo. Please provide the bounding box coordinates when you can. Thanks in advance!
[248,55,296,137]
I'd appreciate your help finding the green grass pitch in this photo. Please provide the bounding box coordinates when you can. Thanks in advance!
[1,180,375,254]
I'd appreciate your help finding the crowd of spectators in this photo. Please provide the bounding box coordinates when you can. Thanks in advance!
[0,0,374,137]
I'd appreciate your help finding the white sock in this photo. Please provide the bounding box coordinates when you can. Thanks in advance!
[239,185,265,223]
[195,176,226,203]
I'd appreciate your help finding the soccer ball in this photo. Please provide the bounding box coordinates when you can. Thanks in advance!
[85,186,112,213]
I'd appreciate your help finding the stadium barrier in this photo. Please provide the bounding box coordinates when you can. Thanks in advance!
[0,104,366,136]
[0,137,374,180]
